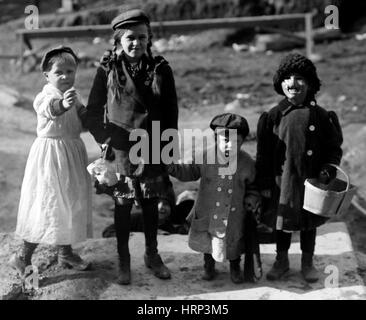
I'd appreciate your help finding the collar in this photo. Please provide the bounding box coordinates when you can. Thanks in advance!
[43,83,63,98]
[122,54,147,77]
[278,97,317,116]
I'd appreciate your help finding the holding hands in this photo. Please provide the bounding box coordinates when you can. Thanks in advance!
[244,195,261,214]
[62,87,77,109]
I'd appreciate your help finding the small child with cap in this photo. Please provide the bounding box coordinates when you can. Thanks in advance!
[168,113,261,284]
[255,53,343,283]
[9,46,93,275]
[85,7,178,285]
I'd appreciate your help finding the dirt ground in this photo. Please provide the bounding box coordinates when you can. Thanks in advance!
[1,223,365,300]
[1,17,366,285]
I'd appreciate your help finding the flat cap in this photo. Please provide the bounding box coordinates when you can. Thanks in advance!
[40,46,78,72]
[210,113,249,138]
[111,9,150,30]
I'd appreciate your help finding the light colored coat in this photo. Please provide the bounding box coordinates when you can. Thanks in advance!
[168,145,258,260]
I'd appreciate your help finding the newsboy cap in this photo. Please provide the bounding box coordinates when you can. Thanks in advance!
[111,8,150,30]
[40,46,78,72]
[210,113,250,138]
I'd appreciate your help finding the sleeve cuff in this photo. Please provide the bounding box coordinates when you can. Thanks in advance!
[50,99,68,117]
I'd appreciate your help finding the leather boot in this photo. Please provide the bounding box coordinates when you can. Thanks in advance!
[114,203,132,284]
[142,199,171,280]
[58,245,91,271]
[266,251,289,281]
[301,252,319,283]
[8,254,28,276]
[144,253,171,279]
[117,254,131,285]
[243,253,255,283]
[230,257,244,284]
[8,241,37,276]
[202,253,216,281]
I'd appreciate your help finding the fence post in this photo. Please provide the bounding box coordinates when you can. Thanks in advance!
[305,12,314,58]
[19,33,25,74]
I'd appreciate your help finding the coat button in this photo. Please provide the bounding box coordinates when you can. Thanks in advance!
[310,101,316,106]
[213,214,218,220]
[221,175,225,179]
[231,207,236,212]
[307,150,313,156]
[216,202,220,207]
[309,125,315,131]
[228,189,233,194]
[228,175,233,180]
[217,187,222,192]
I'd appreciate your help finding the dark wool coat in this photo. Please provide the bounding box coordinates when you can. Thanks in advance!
[85,54,178,199]
[86,54,178,148]
[255,98,343,231]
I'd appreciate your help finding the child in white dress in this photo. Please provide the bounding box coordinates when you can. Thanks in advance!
[9,46,93,274]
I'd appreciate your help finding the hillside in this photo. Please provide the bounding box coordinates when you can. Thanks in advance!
[2,0,366,31]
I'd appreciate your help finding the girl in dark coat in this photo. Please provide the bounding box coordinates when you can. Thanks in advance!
[85,8,178,285]
[255,53,343,283]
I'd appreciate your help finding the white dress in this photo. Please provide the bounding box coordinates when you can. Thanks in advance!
[15,83,93,245]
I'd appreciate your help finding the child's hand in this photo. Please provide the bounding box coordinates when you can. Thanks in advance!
[318,164,337,185]
[100,50,112,65]
[244,195,261,213]
[132,158,145,177]
[98,137,111,152]
[98,138,115,160]
[62,88,77,109]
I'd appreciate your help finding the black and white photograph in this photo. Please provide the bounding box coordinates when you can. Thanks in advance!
[0,0,366,306]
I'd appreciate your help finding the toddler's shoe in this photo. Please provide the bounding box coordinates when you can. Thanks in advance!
[8,254,27,275]
[230,258,244,284]
[202,253,216,281]
[58,245,91,271]
[202,267,216,281]
[58,253,91,271]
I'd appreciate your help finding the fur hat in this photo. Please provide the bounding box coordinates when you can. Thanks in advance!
[273,53,321,96]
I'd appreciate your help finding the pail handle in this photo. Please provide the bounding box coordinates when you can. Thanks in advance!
[327,163,350,192]
[327,164,350,215]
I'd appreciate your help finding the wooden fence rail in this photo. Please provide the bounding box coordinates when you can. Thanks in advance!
[16,12,314,72]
